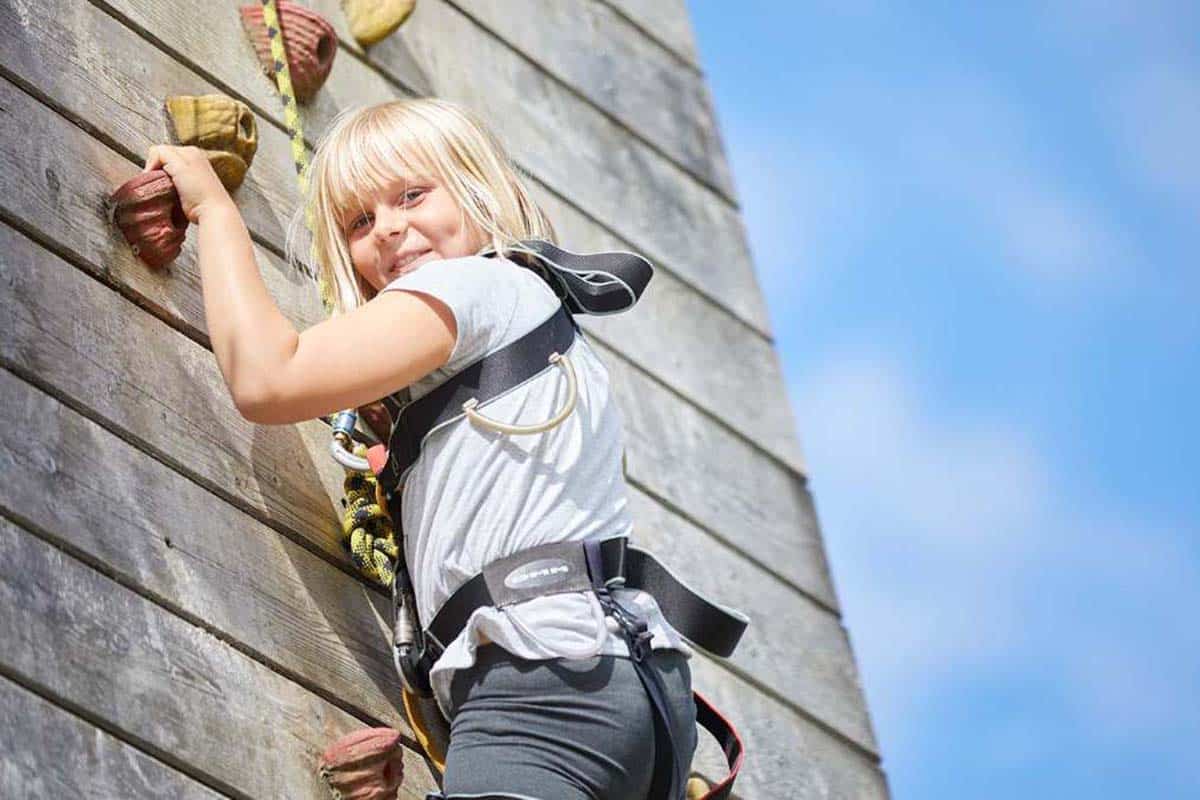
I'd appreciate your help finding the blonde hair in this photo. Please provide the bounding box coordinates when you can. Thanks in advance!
[287,98,555,315]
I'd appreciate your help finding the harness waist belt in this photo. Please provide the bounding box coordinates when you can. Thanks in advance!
[424,536,749,658]
[413,536,748,800]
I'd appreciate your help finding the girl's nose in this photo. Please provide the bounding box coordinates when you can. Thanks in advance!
[373,204,408,241]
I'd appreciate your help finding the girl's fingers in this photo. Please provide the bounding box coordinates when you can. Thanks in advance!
[143,144,173,173]
[143,145,161,172]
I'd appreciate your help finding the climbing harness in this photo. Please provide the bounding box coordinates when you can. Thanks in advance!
[374,240,748,800]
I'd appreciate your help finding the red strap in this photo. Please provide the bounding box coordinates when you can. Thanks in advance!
[693,690,744,800]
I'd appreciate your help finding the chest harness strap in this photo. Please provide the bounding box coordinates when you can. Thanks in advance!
[373,242,747,800]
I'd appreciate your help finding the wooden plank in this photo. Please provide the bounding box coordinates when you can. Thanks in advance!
[0,0,802,472]
[0,53,821,598]
[606,337,838,606]
[0,367,416,746]
[628,487,876,752]
[600,0,703,70]
[691,656,889,799]
[95,0,772,333]
[0,516,437,800]
[448,0,735,199]
[0,676,226,799]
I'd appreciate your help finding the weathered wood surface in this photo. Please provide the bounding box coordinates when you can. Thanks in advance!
[609,343,838,607]
[0,676,226,799]
[692,657,890,800]
[436,0,735,199]
[0,206,867,752]
[0,368,416,745]
[2,241,873,762]
[629,487,876,752]
[99,0,772,334]
[0,58,823,604]
[599,0,704,71]
[1,0,885,791]
[1,0,801,472]
[2,339,879,795]
[0,94,349,570]
[0,515,437,800]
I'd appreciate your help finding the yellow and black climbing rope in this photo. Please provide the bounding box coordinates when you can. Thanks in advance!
[257,0,399,587]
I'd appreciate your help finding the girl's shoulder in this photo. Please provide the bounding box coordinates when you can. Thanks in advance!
[387,254,556,308]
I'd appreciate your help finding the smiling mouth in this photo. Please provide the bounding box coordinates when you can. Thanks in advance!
[389,249,431,276]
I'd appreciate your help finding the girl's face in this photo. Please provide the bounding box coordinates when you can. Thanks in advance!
[344,171,485,292]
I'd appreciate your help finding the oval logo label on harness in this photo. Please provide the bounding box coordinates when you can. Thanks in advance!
[504,558,572,590]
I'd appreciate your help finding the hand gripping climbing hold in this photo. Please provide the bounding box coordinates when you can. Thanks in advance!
[109,170,188,269]
[165,94,259,191]
[341,0,416,47]
[318,727,406,800]
[240,1,337,104]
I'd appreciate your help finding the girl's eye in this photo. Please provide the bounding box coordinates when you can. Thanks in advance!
[403,187,426,204]
[349,214,371,232]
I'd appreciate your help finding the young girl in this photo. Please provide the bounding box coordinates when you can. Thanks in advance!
[144,98,698,799]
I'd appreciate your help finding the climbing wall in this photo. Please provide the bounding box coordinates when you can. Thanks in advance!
[0,1,887,797]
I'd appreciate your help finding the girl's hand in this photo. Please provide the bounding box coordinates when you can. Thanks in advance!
[142,144,234,224]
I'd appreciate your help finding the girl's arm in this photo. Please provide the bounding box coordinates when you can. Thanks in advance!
[145,145,455,426]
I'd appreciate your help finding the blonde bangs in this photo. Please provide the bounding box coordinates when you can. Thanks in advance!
[320,113,437,229]
[288,99,555,316]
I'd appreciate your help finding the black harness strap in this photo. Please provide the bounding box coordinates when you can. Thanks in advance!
[378,304,577,495]
[377,241,652,499]
[426,537,749,657]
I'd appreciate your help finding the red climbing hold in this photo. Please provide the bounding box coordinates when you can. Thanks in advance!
[317,727,406,800]
[109,170,188,270]
[240,2,338,104]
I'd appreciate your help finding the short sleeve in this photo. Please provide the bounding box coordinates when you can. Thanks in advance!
[380,255,559,381]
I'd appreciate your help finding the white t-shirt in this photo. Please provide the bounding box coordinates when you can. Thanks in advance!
[381,254,692,718]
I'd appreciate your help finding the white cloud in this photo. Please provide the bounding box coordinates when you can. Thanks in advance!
[897,83,1140,293]
[790,349,1200,758]
[1110,63,1200,217]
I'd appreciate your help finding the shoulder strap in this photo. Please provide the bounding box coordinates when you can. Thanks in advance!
[483,239,653,315]
[377,242,654,496]
[377,305,577,497]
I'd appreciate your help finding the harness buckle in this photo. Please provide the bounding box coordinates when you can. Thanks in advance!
[597,588,654,663]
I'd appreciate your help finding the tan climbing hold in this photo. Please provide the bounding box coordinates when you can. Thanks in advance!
[342,0,416,47]
[240,2,338,104]
[165,94,258,191]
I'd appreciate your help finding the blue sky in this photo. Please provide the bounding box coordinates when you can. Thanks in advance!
[688,1,1199,796]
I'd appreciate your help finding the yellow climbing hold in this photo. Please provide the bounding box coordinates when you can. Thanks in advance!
[341,0,416,47]
[165,94,258,191]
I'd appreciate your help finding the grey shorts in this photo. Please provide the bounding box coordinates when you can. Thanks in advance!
[438,645,697,800]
